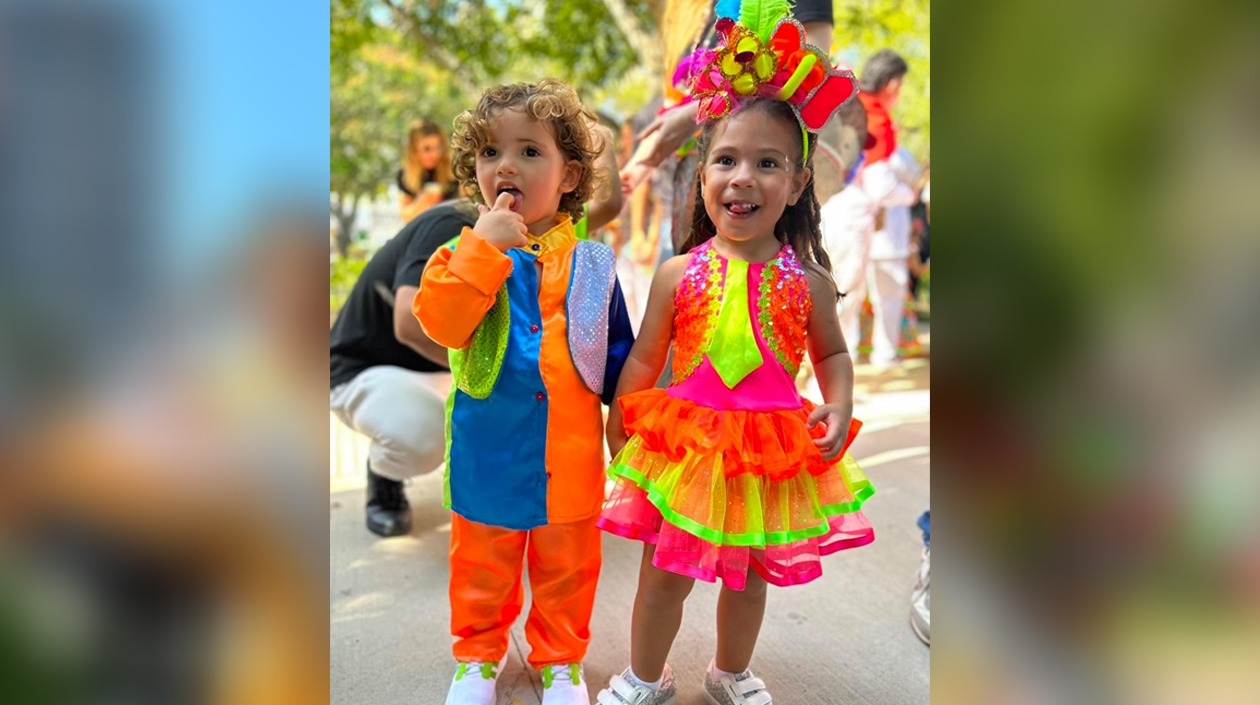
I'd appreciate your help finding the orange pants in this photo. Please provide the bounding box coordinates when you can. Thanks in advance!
[449,513,602,668]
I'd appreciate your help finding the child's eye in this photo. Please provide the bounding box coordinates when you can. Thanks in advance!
[759,158,781,169]
[715,155,736,167]
[480,147,497,158]
[524,147,540,157]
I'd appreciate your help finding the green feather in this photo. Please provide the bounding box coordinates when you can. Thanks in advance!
[740,0,791,43]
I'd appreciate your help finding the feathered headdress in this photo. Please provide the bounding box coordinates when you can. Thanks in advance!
[675,0,859,159]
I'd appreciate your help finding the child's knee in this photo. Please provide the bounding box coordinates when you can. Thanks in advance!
[640,567,694,604]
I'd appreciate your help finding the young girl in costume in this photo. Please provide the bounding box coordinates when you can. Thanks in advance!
[594,3,874,704]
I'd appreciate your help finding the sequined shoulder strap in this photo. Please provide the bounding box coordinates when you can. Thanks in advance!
[756,244,813,377]
[671,240,724,383]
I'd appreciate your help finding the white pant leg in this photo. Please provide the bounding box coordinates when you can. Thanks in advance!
[329,366,449,481]
[867,258,909,365]
[837,273,866,355]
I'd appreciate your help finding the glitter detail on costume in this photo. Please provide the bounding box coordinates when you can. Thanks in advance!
[757,245,812,377]
[672,241,724,383]
[567,241,617,395]
[454,282,510,399]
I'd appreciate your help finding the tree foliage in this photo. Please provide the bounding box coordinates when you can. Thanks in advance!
[330,0,930,250]
[330,0,658,250]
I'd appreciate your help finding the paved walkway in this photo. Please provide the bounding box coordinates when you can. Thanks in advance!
[331,355,930,704]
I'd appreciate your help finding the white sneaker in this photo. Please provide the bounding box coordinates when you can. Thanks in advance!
[444,660,500,705]
[595,665,676,705]
[541,663,590,705]
[702,661,772,705]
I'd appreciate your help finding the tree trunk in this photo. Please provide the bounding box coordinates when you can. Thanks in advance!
[601,0,661,75]
[331,192,360,258]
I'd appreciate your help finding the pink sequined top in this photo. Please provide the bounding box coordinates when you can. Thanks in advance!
[669,240,812,412]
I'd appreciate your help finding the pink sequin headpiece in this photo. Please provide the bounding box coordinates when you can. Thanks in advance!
[674,0,859,160]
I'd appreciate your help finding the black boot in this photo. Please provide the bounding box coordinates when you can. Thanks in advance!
[365,465,412,537]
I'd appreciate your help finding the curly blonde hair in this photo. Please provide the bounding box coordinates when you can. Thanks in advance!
[451,79,606,222]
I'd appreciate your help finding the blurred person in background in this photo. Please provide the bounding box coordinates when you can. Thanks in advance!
[911,178,930,644]
[911,510,931,646]
[881,146,926,358]
[398,119,460,222]
[909,167,930,297]
[578,123,626,240]
[857,51,919,367]
[820,100,875,350]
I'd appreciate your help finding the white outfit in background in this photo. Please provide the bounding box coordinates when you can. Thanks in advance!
[820,149,919,358]
[866,148,920,365]
[821,184,874,350]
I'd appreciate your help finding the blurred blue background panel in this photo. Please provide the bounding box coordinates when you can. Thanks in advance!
[0,0,329,420]
[0,0,160,419]
[0,2,331,704]
[167,0,330,268]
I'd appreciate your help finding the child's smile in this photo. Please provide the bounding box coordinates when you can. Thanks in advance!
[701,108,808,245]
[724,201,761,217]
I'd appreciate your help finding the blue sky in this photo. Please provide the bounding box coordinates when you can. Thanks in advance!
[162,0,329,267]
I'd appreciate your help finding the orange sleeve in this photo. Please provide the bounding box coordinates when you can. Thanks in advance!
[858,93,896,164]
[413,227,514,350]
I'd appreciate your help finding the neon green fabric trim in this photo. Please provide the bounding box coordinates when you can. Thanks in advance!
[442,347,459,510]
[829,454,874,512]
[707,259,763,387]
[608,460,870,547]
[821,455,875,515]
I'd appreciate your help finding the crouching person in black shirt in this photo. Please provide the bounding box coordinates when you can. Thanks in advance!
[330,202,475,537]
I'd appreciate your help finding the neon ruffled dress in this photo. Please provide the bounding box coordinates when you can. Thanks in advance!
[598,240,874,590]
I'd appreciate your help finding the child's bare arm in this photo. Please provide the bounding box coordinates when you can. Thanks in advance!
[804,268,855,460]
[605,255,688,456]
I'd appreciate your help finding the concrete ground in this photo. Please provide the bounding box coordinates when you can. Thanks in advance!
[331,354,930,705]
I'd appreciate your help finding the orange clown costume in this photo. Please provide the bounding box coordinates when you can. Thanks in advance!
[414,214,634,667]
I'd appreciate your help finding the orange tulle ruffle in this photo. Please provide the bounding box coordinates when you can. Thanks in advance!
[619,388,861,482]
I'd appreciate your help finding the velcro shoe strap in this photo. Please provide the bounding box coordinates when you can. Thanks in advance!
[598,675,645,705]
[726,676,771,705]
